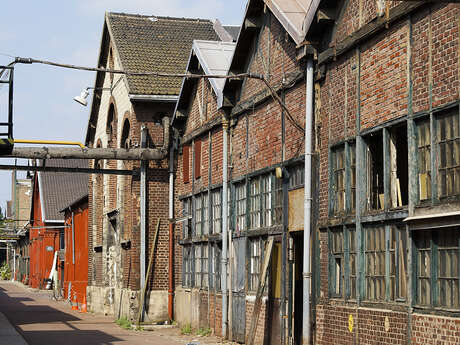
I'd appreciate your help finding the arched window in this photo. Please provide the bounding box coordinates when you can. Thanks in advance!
[121,119,130,149]
[106,103,115,140]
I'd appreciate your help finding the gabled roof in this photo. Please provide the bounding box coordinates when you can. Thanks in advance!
[223,26,241,42]
[173,40,236,125]
[35,159,88,222]
[106,12,220,96]
[220,0,321,109]
[264,0,320,46]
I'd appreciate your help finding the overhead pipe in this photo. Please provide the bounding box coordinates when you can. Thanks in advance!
[303,58,314,345]
[7,117,170,161]
[221,115,229,338]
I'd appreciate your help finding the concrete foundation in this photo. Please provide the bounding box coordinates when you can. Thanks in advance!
[87,285,168,323]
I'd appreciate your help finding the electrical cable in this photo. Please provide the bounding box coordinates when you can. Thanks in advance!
[11,56,306,133]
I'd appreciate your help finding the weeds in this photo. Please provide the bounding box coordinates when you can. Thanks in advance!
[181,323,192,335]
[116,317,132,330]
[0,263,11,280]
[196,327,211,336]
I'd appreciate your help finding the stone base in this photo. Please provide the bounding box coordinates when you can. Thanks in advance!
[87,285,168,322]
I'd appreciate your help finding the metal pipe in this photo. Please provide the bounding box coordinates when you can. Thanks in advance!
[168,138,174,321]
[0,164,134,175]
[8,68,13,139]
[221,116,229,339]
[140,126,147,300]
[303,58,313,345]
[14,139,85,149]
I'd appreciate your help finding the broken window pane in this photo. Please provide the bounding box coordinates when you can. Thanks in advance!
[248,237,263,291]
[332,146,346,214]
[417,118,431,201]
[366,131,384,210]
[330,228,344,297]
[195,194,202,236]
[416,230,431,306]
[390,124,408,207]
[249,178,261,229]
[211,189,222,234]
[235,182,246,232]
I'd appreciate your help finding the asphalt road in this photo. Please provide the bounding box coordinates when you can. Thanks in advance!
[0,281,185,345]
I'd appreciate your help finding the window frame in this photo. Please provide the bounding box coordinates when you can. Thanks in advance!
[414,228,460,310]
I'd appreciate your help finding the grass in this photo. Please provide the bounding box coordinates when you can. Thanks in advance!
[180,323,192,335]
[196,327,212,336]
[116,317,132,330]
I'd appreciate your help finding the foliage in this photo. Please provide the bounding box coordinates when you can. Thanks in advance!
[196,327,211,336]
[180,323,192,335]
[115,317,132,330]
[0,262,11,280]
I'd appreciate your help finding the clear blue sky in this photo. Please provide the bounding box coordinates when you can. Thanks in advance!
[0,0,247,214]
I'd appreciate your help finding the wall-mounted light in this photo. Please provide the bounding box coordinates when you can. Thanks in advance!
[74,87,111,107]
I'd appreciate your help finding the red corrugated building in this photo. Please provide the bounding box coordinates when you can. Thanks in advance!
[28,159,88,291]
[61,195,89,307]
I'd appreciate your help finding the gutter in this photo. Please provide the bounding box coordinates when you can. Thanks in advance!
[129,94,179,102]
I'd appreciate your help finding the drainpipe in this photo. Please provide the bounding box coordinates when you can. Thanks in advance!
[140,125,148,297]
[168,136,174,322]
[221,115,229,339]
[303,58,313,345]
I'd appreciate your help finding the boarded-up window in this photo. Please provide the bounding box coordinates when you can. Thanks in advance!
[194,139,202,179]
[183,145,190,184]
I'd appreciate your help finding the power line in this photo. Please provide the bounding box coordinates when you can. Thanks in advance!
[10,56,306,134]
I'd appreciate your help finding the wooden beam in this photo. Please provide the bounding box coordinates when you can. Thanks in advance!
[319,1,429,65]
[137,218,161,326]
[5,147,168,161]
[246,236,274,345]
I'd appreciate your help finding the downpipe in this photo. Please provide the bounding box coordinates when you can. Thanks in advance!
[221,116,229,339]
[303,58,313,345]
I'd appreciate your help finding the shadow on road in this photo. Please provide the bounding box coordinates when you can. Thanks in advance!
[0,283,123,345]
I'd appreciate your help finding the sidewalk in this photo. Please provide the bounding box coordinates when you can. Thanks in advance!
[0,281,230,345]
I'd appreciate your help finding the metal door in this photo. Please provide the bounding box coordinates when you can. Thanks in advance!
[232,237,246,343]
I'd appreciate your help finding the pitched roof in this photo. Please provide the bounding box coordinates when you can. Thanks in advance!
[264,0,320,46]
[106,12,220,96]
[37,159,88,222]
[223,25,241,42]
[173,40,235,124]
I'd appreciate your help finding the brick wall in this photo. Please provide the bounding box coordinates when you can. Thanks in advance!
[317,2,460,345]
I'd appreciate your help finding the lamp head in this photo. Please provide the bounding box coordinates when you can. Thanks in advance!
[74,88,90,106]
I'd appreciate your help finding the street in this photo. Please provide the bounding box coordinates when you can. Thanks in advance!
[0,281,220,345]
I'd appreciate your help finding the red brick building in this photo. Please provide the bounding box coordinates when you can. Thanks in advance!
[84,12,233,321]
[173,1,311,344]
[311,1,460,345]
[173,1,460,345]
